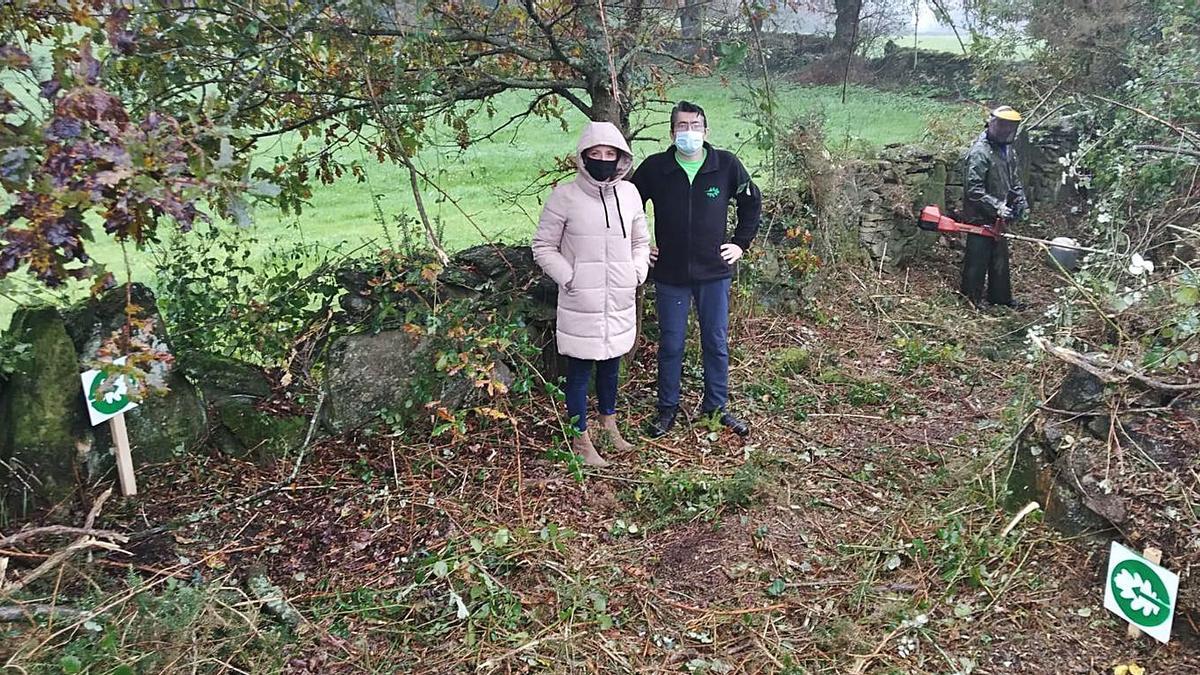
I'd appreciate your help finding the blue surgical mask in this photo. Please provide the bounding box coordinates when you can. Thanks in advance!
[674,130,705,156]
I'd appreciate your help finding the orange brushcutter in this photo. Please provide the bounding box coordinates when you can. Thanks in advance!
[917,204,1116,257]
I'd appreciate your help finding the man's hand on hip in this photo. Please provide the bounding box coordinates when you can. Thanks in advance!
[649,246,659,266]
[720,243,743,265]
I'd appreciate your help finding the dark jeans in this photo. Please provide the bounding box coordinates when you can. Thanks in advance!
[655,278,731,413]
[961,232,1012,306]
[565,356,621,431]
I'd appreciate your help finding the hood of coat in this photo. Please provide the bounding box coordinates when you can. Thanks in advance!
[574,121,634,190]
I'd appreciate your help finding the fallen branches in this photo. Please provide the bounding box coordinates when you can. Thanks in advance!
[131,391,327,543]
[0,489,128,596]
[1030,334,1200,392]
[1134,144,1200,160]
[0,525,128,549]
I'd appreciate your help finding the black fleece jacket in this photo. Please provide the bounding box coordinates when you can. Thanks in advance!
[630,143,762,285]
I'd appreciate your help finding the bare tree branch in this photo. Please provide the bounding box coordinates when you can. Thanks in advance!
[1031,335,1200,392]
[1134,144,1200,160]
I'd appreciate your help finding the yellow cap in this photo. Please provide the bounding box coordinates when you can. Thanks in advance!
[991,106,1022,121]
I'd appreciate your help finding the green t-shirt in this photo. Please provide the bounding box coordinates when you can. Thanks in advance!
[675,150,706,184]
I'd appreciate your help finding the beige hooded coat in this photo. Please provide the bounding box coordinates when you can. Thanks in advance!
[532,122,651,361]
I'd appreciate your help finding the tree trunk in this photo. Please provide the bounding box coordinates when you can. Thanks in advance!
[831,0,864,60]
[680,0,705,55]
[587,76,629,133]
[576,0,631,135]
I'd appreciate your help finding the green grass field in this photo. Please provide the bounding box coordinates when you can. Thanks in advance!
[245,78,973,247]
[1,76,976,317]
[874,34,968,55]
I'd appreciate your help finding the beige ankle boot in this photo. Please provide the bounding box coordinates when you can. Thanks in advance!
[597,414,634,452]
[571,429,609,467]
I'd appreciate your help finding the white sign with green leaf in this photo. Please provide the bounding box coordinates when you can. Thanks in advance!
[80,357,140,426]
[1103,541,1178,644]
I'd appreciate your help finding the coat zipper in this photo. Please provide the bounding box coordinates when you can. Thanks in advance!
[603,185,610,349]
[686,174,694,281]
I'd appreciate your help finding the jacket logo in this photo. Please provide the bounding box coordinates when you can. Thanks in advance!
[705,186,720,199]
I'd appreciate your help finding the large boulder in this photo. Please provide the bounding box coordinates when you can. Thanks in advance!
[176,350,307,462]
[0,307,89,508]
[333,245,561,384]
[1048,367,1106,413]
[440,361,517,411]
[323,330,436,433]
[176,350,272,403]
[444,245,561,378]
[214,398,308,461]
[63,284,206,467]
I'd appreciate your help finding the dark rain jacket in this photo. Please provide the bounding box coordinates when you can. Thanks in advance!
[962,131,1028,226]
[630,143,761,285]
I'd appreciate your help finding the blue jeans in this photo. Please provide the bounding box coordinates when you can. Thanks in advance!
[655,278,731,413]
[565,357,621,431]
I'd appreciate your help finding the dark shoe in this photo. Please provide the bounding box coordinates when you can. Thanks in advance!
[647,408,678,438]
[994,299,1028,310]
[707,409,750,437]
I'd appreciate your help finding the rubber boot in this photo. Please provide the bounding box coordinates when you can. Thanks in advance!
[597,414,634,452]
[571,429,609,468]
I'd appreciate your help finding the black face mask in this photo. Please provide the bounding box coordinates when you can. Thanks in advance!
[583,156,620,181]
[987,119,1019,145]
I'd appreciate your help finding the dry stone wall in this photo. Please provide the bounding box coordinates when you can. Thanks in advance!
[851,120,1082,266]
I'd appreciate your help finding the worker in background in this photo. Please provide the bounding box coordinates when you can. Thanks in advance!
[961,105,1028,309]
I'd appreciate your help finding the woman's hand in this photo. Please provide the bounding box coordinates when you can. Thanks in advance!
[649,246,659,266]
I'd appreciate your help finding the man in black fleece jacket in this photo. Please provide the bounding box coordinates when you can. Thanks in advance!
[630,101,762,438]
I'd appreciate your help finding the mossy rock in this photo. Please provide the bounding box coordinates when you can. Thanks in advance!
[215,398,307,461]
[816,369,852,385]
[177,350,272,402]
[64,283,173,389]
[912,159,948,211]
[0,307,90,506]
[322,329,436,433]
[774,347,812,376]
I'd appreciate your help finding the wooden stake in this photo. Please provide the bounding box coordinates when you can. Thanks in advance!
[108,413,137,496]
[1127,547,1162,638]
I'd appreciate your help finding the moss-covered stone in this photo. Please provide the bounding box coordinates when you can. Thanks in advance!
[65,283,173,389]
[322,330,436,433]
[215,398,307,461]
[915,160,948,211]
[176,350,272,402]
[0,307,89,505]
[773,347,812,376]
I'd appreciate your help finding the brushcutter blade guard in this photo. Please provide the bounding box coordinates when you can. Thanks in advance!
[917,205,997,238]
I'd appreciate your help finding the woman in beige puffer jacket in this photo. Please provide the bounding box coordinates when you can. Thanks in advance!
[532,121,651,468]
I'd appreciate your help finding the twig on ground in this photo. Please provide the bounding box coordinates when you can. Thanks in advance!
[133,393,327,542]
[0,604,89,623]
[1,489,127,596]
[1000,501,1041,536]
[849,624,905,674]
[0,526,128,549]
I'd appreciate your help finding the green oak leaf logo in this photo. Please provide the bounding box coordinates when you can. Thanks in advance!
[1112,561,1170,626]
[705,186,720,199]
